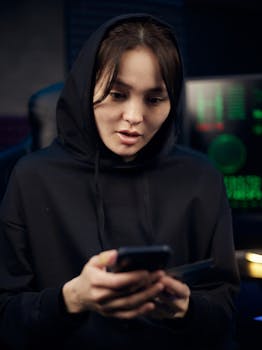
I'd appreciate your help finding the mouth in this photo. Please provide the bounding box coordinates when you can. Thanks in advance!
[117,130,142,145]
[118,129,141,136]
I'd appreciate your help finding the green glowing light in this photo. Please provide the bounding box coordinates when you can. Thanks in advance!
[224,175,262,208]
[227,85,245,120]
[208,134,247,174]
[196,87,223,124]
[253,109,262,119]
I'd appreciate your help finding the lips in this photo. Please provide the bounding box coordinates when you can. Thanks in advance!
[117,130,141,145]
[119,129,141,136]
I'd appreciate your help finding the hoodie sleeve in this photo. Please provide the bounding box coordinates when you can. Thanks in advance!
[163,172,240,348]
[0,170,87,349]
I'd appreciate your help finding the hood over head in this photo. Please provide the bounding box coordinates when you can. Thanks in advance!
[56,13,184,167]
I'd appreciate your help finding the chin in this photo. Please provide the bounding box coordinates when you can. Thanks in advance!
[115,148,138,159]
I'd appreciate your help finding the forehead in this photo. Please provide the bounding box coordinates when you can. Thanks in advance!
[116,46,165,89]
[94,45,166,96]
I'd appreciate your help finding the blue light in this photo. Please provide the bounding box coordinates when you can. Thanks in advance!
[254,315,262,322]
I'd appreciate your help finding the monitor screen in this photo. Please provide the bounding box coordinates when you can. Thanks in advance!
[183,74,262,248]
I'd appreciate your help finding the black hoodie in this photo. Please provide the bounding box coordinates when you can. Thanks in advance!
[0,14,239,350]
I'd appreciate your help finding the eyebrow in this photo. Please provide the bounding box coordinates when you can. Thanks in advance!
[113,79,167,93]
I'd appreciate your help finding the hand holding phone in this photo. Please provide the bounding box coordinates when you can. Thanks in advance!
[110,245,215,286]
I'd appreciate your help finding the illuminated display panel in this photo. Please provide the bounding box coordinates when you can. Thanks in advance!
[183,75,262,247]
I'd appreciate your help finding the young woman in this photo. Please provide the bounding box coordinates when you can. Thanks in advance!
[0,14,239,349]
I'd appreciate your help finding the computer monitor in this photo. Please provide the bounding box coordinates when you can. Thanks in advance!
[183,74,262,249]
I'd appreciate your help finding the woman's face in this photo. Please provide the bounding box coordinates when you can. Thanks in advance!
[93,46,170,161]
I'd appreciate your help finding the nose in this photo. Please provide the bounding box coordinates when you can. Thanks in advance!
[122,100,143,125]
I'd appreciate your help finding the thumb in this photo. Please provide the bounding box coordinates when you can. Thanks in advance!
[90,249,118,269]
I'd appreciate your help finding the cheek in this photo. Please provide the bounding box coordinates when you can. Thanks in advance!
[94,107,110,128]
[93,110,101,131]
[94,113,107,140]
[94,105,119,123]
[147,113,169,133]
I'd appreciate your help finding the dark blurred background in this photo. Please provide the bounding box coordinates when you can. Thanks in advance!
[0,0,64,117]
[0,0,261,121]
[0,0,261,348]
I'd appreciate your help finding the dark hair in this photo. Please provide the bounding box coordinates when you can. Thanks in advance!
[94,18,182,108]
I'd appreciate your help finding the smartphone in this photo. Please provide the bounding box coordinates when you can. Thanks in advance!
[167,258,215,285]
[111,245,173,272]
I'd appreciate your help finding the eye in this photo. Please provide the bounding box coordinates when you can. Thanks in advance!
[146,96,167,106]
[109,91,126,101]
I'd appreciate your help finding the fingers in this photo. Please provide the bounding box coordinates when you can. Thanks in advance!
[149,275,191,319]
[99,282,164,319]
[87,263,164,292]
[106,270,164,291]
[78,251,181,319]
[89,250,163,290]
[103,281,164,310]
[159,275,191,299]
[86,269,165,306]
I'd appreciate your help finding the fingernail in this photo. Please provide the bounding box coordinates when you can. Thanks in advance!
[99,251,110,264]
